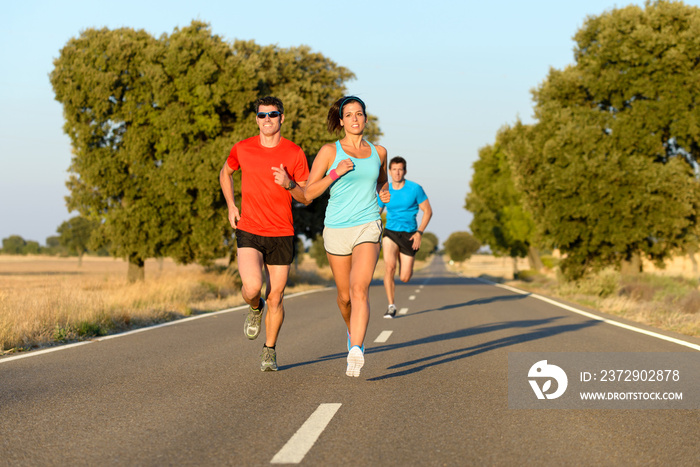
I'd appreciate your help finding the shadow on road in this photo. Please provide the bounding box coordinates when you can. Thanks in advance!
[365,319,600,381]
[398,293,531,318]
[283,256,599,376]
[281,317,601,376]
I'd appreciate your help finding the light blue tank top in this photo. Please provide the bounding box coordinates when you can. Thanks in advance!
[324,140,381,228]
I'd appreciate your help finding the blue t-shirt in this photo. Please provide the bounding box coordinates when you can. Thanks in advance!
[378,179,427,232]
[324,140,381,228]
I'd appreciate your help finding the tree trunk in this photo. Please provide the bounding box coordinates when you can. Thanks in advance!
[77,253,83,267]
[620,251,642,275]
[527,245,544,271]
[512,256,519,279]
[127,255,145,283]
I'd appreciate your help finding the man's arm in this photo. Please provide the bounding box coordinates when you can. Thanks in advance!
[219,162,241,229]
[271,164,312,206]
[410,198,433,250]
[290,180,310,206]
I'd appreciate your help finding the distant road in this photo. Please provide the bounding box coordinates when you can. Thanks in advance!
[2,256,699,465]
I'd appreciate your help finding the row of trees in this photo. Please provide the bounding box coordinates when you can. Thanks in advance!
[3,225,481,265]
[51,21,380,281]
[1,217,105,263]
[466,1,700,280]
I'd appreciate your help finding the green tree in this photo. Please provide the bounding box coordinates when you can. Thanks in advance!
[1,235,26,255]
[24,241,41,255]
[57,216,97,265]
[51,26,161,281]
[466,129,543,272]
[507,1,700,280]
[45,236,64,256]
[51,21,361,282]
[444,231,481,263]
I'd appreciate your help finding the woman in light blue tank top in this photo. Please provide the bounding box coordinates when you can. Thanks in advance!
[304,96,390,378]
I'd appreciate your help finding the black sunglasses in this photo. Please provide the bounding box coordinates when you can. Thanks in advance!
[257,111,282,119]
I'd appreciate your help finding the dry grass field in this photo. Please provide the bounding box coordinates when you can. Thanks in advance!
[0,252,422,355]
[2,251,696,355]
[0,254,332,355]
[447,253,700,338]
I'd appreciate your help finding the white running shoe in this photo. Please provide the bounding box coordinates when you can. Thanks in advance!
[346,345,364,377]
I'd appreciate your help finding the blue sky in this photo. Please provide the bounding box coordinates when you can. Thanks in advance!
[2,0,693,247]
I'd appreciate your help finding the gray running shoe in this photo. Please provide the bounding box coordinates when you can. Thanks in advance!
[244,297,265,340]
[261,346,278,372]
[383,304,397,319]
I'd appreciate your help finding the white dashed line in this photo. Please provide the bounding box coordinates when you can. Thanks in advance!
[398,308,408,315]
[414,289,421,293]
[374,330,393,343]
[271,403,342,464]
[408,295,416,301]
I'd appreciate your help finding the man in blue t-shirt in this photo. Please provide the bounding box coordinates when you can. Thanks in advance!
[377,156,432,318]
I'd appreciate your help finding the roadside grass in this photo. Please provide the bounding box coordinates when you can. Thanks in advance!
[0,255,332,355]
[0,252,431,355]
[446,254,700,338]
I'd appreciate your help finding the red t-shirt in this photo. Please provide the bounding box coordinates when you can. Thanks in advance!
[227,136,309,236]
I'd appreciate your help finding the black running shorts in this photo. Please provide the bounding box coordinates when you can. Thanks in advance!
[384,229,418,257]
[236,229,295,265]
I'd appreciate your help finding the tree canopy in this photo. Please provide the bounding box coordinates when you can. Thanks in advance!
[444,231,481,263]
[57,216,98,265]
[504,0,700,279]
[465,127,541,269]
[51,21,370,281]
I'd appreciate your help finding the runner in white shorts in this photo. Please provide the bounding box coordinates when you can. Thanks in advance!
[304,95,390,378]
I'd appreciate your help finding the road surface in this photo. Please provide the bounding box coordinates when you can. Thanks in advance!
[1,256,699,465]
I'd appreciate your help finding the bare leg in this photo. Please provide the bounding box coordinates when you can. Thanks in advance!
[327,253,352,330]
[398,253,416,283]
[263,264,290,347]
[237,247,265,308]
[347,242,381,347]
[382,237,400,305]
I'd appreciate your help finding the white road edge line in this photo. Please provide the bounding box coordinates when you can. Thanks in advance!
[375,330,393,343]
[398,308,409,315]
[477,278,700,352]
[0,287,333,364]
[271,403,342,464]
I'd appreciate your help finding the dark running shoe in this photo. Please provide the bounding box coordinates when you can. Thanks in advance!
[260,346,278,372]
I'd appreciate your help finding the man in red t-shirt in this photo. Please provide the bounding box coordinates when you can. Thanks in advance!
[219,96,310,371]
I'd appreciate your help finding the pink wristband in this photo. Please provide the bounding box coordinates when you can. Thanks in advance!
[329,169,340,181]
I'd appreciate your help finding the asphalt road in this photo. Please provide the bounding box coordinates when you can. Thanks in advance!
[1,256,699,466]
